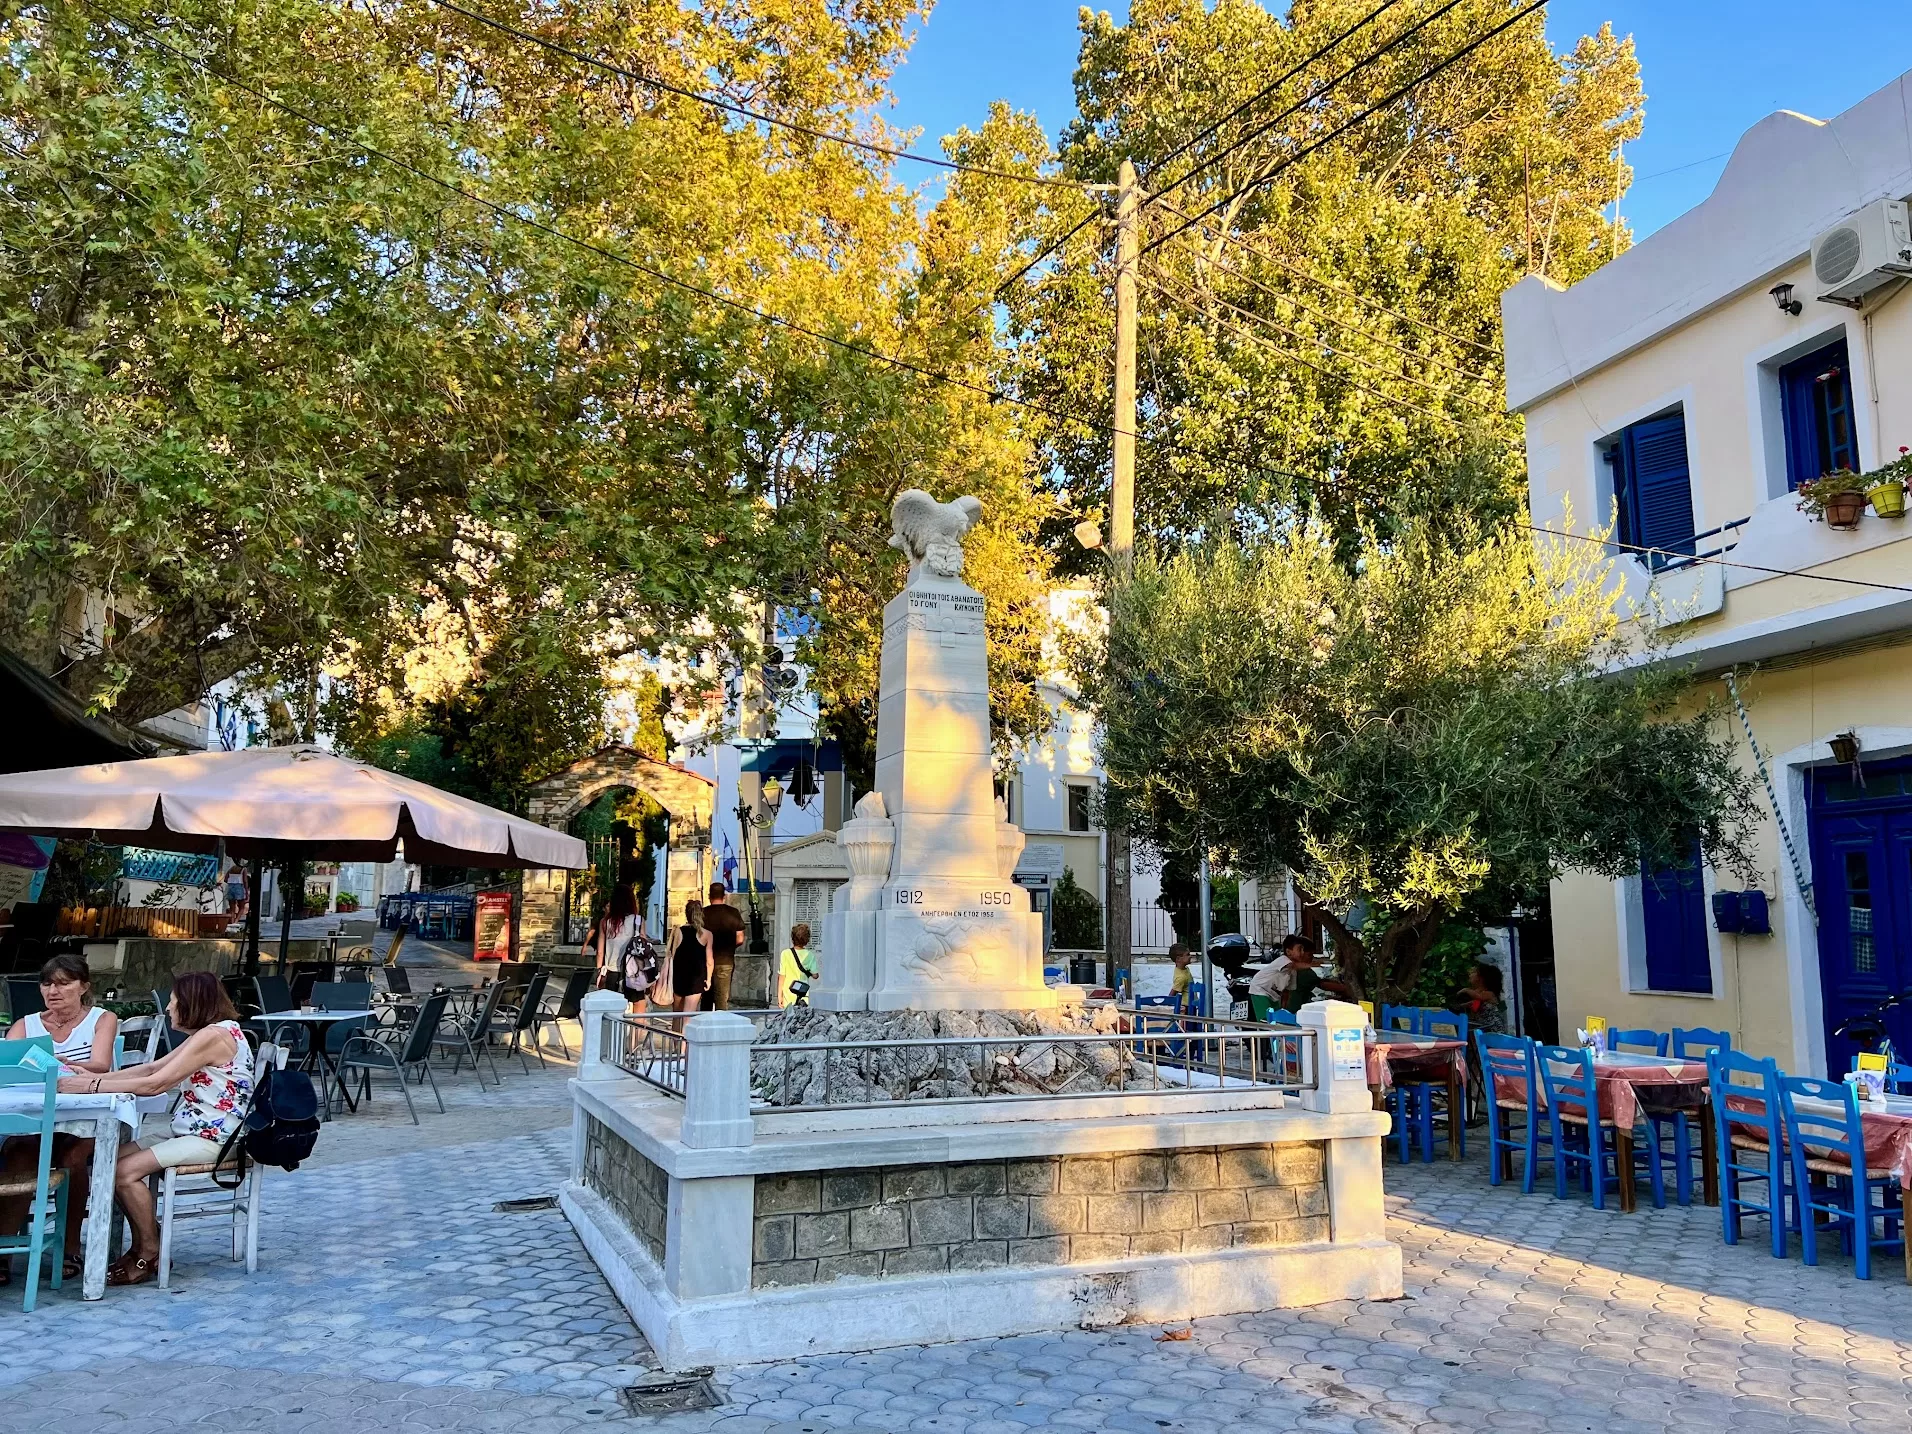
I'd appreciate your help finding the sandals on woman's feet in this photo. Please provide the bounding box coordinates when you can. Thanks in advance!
[105,1254,157,1287]
[62,1254,84,1281]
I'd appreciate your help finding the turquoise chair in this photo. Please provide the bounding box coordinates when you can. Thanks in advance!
[0,1036,55,1065]
[1709,1049,1792,1257]
[1609,1028,1668,1056]
[0,1053,67,1311]
[1477,1031,1552,1193]
[1779,1074,1905,1280]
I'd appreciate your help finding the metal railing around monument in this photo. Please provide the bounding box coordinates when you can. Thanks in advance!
[599,1008,1315,1112]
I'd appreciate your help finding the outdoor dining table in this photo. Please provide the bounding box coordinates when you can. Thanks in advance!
[1366,1030,1469,1162]
[255,1009,375,1120]
[0,1085,139,1300]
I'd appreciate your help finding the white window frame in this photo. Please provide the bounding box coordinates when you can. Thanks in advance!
[1613,858,1725,1001]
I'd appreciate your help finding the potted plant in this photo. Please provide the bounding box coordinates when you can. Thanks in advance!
[1864,446,1910,518]
[1797,469,1869,529]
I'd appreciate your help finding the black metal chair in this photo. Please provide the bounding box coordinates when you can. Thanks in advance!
[383,964,413,995]
[532,969,594,1059]
[4,977,45,1020]
[433,979,506,1085]
[339,991,450,1124]
[492,971,549,1071]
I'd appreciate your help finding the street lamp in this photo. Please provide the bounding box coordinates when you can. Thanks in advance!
[733,776,784,954]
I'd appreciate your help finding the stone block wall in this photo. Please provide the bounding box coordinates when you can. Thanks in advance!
[583,1117,668,1265]
[750,1143,1329,1288]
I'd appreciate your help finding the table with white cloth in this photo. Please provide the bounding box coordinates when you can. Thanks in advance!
[0,1086,137,1300]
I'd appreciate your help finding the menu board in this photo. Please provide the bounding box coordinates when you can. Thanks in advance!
[474,889,513,962]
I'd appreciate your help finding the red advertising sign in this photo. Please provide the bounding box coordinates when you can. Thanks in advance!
[473,889,513,962]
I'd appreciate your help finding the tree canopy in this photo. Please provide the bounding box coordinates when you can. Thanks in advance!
[948,0,1644,560]
[0,0,1055,772]
[1078,519,1759,1001]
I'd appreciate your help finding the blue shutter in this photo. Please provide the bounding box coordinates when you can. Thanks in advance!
[1641,838,1712,993]
[1620,415,1695,560]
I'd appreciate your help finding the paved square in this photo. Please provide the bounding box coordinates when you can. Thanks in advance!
[2,1040,1906,1433]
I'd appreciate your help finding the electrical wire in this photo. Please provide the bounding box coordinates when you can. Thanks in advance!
[1512,520,1912,596]
[1142,271,1498,414]
[1149,198,1500,385]
[85,5,1192,463]
[1152,0,1410,174]
[1138,274,1470,432]
[1153,0,1470,199]
[422,0,1089,191]
[1143,0,1550,258]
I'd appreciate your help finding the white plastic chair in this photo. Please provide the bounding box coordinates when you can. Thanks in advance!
[151,1042,280,1289]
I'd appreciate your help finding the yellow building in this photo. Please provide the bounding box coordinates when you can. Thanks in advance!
[1502,72,1912,1076]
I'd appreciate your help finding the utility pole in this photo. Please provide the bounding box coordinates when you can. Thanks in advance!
[1104,157,1139,993]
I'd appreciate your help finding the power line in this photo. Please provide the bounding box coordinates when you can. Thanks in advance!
[1143,0,1549,258]
[88,5,1184,461]
[1142,270,1498,415]
[1138,274,1470,432]
[1164,201,1502,357]
[1513,521,1912,596]
[1155,0,1469,200]
[1153,0,1410,174]
[1149,201,1499,385]
[423,0,1087,192]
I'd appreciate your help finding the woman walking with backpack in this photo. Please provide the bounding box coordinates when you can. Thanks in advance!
[55,971,253,1287]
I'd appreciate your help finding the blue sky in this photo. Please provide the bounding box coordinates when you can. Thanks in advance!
[885,3,1912,237]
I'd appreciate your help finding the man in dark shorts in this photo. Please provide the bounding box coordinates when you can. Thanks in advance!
[702,880,746,1010]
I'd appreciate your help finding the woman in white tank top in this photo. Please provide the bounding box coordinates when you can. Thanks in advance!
[0,954,119,1285]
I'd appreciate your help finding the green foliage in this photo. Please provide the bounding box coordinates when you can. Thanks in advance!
[0,1,1055,768]
[961,1,1644,550]
[1406,922,1489,1009]
[1051,865,1104,951]
[1079,517,1760,1000]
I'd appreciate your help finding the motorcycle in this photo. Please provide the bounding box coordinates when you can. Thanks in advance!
[1831,989,1909,1075]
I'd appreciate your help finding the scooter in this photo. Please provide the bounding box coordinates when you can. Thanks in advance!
[1831,989,1909,1075]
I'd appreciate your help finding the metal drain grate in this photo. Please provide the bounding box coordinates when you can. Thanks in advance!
[491,1195,559,1213]
[616,1373,721,1415]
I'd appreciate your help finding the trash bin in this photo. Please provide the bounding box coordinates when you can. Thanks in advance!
[1068,956,1099,985]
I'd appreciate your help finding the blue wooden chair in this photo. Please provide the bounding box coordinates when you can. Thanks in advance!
[1671,1027,1731,1060]
[1132,995,1185,1060]
[1709,1049,1792,1258]
[1379,1004,1423,1034]
[1538,1045,1663,1208]
[1609,1028,1668,1056]
[0,1052,67,1311]
[1778,1074,1905,1280]
[1478,1032,1552,1193]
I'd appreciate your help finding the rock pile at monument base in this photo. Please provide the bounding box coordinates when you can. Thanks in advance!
[749,1003,1142,1106]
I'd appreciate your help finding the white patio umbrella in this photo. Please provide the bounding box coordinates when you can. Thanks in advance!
[0,745,586,968]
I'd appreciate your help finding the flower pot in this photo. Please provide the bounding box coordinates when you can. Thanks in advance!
[1825,490,1867,529]
[1867,481,1906,518]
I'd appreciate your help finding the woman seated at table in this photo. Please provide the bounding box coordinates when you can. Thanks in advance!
[53,971,252,1287]
[0,953,119,1285]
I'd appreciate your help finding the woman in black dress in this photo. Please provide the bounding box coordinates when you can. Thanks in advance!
[665,899,714,1012]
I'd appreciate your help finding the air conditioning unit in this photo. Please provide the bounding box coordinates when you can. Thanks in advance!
[1810,199,1912,307]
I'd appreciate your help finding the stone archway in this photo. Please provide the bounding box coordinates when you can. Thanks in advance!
[519,745,715,959]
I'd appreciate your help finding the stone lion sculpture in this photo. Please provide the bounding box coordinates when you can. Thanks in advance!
[890,489,983,580]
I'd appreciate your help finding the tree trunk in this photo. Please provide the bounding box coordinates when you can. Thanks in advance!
[1312,902,1448,1003]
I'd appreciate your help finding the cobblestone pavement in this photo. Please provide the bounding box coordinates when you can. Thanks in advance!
[2,1052,1907,1433]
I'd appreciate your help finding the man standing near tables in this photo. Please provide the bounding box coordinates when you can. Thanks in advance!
[702,880,746,1010]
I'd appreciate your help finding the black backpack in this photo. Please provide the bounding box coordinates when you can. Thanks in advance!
[214,1063,321,1187]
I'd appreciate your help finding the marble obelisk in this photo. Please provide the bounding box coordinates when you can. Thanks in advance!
[812,490,1054,1012]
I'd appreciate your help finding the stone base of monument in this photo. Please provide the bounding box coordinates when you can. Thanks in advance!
[562,992,1402,1369]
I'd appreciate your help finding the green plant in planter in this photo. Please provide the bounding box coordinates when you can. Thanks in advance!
[1863,446,1911,517]
[1796,469,1870,526]
[101,998,158,1019]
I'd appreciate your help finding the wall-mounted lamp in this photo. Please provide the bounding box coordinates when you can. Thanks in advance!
[1829,731,1862,765]
[1770,282,1803,316]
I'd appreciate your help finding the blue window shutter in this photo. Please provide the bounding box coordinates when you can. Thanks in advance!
[1781,362,1822,490]
[1641,838,1712,994]
[1620,415,1695,559]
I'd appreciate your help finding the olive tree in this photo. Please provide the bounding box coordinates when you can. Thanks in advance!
[1078,520,1759,1001]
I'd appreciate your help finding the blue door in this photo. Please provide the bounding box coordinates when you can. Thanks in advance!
[1807,757,1912,1075]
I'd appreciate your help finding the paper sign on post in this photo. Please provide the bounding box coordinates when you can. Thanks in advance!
[1331,1025,1366,1083]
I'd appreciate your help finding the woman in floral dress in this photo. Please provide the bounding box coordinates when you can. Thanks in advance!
[56,970,253,1286]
